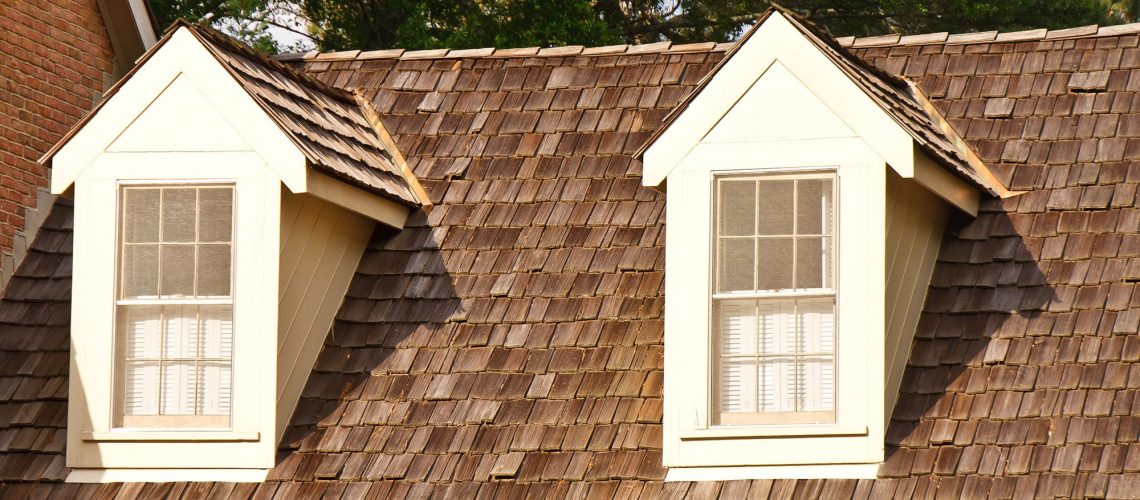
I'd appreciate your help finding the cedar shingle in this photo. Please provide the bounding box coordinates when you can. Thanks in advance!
[18,7,1140,496]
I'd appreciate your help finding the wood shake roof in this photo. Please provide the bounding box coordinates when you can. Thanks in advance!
[9,12,1140,498]
[184,25,423,207]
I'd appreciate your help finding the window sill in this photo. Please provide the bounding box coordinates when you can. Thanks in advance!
[81,430,260,442]
[680,424,867,440]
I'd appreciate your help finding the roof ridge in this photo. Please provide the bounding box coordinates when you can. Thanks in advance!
[183,22,362,106]
[837,21,1140,48]
[275,40,736,63]
[277,19,1140,63]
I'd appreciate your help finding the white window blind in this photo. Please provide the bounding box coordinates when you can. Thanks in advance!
[713,174,836,426]
[116,186,234,429]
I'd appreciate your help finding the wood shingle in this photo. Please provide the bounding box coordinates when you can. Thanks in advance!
[14,7,1140,498]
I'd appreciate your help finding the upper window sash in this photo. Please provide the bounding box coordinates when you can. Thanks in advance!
[712,171,837,296]
[117,185,236,302]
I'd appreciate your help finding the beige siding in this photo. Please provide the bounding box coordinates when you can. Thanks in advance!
[884,171,949,422]
[276,189,374,440]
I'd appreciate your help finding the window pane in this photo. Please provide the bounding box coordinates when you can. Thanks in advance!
[197,244,232,297]
[159,245,195,296]
[757,238,793,290]
[199,362,232,416]
[123,361,159,416]
[795,237,831,290]
[756,180,793,235]
[719,300,757,356]
[718,238,754,292]
[797,299,835,354]
[757,300,790,355]
[761,298,779,355]
[200,306,233,359]
[199,188,233,243]
[162,305,199,359]
[800,356,834,412]
[122,244,159,298]
[161,361,196,416]
[720,358,757,414]
[796,179,832,235]
[719,180,755,237]
[123,189,160,243]
[161,188,197,243]
[763,357,797,413]
[121,305,161,359]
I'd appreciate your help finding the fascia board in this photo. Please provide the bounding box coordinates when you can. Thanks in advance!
[305,170,411,229]
[913,149,981,216]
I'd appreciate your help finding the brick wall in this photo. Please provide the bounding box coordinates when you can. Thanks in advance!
[0,0,114,266]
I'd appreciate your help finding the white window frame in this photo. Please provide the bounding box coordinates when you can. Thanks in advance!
[661,140,887,475]
[710,171,838,427]
[113,182,237,430]
[67,153,280,471]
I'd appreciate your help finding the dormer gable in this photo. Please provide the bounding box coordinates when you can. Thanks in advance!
[639,7,1010,215]
[43,22,426,227]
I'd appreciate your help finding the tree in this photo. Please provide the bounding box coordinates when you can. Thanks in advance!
[149,0,1127,53]
[148,0,316,52]
[788,0,1118,37]
[302,0,621,51]
[302,0,1125,51]
[1107,0,1140,21]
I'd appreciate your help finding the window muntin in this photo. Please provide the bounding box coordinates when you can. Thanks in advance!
[713,173,836,426]
[115,185,235,429]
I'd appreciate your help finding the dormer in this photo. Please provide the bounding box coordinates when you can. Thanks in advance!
[40,23,425,482]
[638,8,1011,479]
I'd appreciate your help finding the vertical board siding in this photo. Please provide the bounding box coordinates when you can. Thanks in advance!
[276,191,373,439]
[884,172,949,421]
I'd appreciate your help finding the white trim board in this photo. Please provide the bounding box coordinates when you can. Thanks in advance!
[665,463,879,481]
[67,468,269,483]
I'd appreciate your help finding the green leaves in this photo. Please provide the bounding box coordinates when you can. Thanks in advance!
[149,0,315,53]
[302,0,622,51]
[149,0,1131,54]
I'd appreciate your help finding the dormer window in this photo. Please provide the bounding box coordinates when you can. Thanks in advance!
[116,184,235,429]
[40,23,425,482]
[636,9,1003,480]
[714,172,836,426]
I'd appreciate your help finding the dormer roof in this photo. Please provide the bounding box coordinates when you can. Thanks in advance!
[42,22,426,208]
[638,7,1009,198]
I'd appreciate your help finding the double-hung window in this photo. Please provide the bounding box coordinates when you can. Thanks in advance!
[713,172,836,426]
[115,185,235,429]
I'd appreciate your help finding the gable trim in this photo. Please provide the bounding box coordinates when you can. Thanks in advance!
[641,11,913,186]
[638,7,1005,202]
[45,27,309,194]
